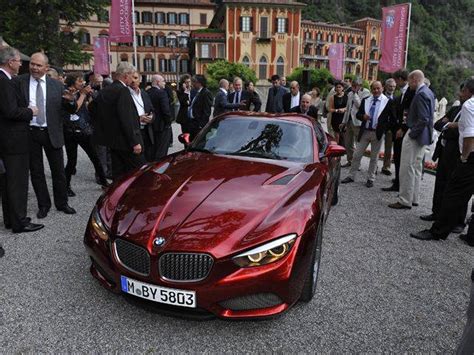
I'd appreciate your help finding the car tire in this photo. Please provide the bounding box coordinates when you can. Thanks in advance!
[300,222,323,302]
[331,180,339,206]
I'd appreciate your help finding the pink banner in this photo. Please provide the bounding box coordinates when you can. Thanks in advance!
[109,0,133,43]
[328,43,344,80]
[379,3,411,73]
[93,37,110,75]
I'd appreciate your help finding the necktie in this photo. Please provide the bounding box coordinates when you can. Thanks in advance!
[368,97,378,129]
[234,91,240,104]
[36,78,46,125]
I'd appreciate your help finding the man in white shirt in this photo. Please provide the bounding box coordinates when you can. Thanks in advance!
[339,77,370,167]
[283,81,301,113]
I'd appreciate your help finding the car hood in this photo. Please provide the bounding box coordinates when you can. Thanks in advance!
[102,152,318,258]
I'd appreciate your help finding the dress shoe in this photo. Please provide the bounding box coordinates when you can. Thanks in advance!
[37,207,50,219]
[410,229,446,241]
[388,202,411,210]
[57,205,76,215]
[5,217,31,229]
[381,168,392,176]
[412,203,419,207]
[67,186,76,197]
[459,234,474,247]
[420,213,436,221]
[365,180,374,188]
[451,224,465,234]
[12,222,44,234]
[341,162,351,168]
[382,184,399,192]
[341,177,354,184]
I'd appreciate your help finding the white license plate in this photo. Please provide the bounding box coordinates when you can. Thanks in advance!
[120,276,196,308]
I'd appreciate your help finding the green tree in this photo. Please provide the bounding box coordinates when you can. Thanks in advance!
[206,61,258,92]
[0,0,108,67]
[287,67,333,95]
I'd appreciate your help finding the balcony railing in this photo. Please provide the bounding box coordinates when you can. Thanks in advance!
[345,58,359,63]
[369,59,379,64]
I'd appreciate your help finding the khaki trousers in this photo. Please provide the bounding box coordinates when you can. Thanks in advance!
[348,130,383,182]
[344,120,360,163]
[398,130,425,206]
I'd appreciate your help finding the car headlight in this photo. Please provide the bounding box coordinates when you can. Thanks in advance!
[90,207,109,241]
[233,234,298,268]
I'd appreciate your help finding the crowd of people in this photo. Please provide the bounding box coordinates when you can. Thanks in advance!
[1,45,474,350]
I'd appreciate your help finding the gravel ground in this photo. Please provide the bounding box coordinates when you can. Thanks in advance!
[1,123,473,353]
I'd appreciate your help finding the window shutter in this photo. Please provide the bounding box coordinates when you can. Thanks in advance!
[167,13,170,25]
[274,18,278,34]
[250,17,253,32]
[239,17,243,32]
[285,19,289,33]
[177,14,181,25]
[187,14,190,25]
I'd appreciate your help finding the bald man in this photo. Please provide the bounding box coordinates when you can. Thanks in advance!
[389,70,435,209]
[15,52,77,218]
[341,81,396,187]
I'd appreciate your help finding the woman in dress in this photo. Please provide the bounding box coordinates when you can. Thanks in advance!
[328,81,348,145]
[245,81,262,112]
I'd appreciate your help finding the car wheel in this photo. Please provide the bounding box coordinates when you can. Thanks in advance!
[300,222,323,302]
[331,166,341,206]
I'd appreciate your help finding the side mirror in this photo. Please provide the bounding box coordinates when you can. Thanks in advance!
[324,144,346,158]
[178,133,191,147]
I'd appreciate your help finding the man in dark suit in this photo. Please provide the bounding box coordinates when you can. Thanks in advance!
[0,46,43,233]
[188,75,213,140]
[282,81,301,113]
[382,69,415,192]
[227,77,250,112]
[341,81,396,188]
[214,79,244,117]
[147,74,172,160]
[15,52,76,219]
[90,62,144,180]
[129,71,155,162]
[291,94,326,155]
[389,70,435,209]
[265,75,287,113]
[420,83,470,228]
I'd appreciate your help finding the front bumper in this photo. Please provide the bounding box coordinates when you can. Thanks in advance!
[84,227,312,319]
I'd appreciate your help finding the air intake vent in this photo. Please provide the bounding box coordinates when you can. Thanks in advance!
[114,239,150,276]
[219,293,283,311]
[159,253,213,282]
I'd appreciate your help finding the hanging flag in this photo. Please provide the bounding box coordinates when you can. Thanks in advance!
[328,43,344,80]
[109,0,133,43]
[93,37,110,75]
[379,3,411,73]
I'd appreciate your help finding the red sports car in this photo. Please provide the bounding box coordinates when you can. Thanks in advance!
[84,112,345,319]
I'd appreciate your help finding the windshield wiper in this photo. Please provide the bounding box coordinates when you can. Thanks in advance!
[226,150,282,160]
[188,147,214,154]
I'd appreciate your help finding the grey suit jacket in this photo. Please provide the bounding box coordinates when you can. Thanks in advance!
[265,86,287,113]
[15,74,76,148]
[407,84,435,146]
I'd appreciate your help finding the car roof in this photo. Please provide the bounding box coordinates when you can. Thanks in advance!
[216,112,317,128]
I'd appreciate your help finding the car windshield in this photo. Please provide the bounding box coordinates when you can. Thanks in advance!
[191,117,314,163]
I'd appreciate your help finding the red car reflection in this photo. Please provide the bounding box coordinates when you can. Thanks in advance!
[84,113,345,319]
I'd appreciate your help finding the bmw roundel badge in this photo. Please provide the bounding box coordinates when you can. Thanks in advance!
[153,237,166,247]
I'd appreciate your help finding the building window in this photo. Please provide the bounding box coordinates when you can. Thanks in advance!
[201,44,210,58]
[179,13,189,25]
[346,49,352,58]
[345,64,352,74]
[200,13,207,25]
[168,13,177,25]
[258,56,267,79]
[180,59,189,73]
[260,17,268,38]
[337,34,344,43]
[135,33,141,46]
[217,44,225,58]
[276,18,287,33]
[159,58,167,72]
[156,12,165,24]
[142,12,152,24]
[276,57,284,77]
[304,45,311,55]
[167,34,177,48]
[316,46,322,56]
[144,58,155,72]
[143,34,153,47]
[327,33,333,42]
[157,35,166,47]
[317,32,322,40]
[242,56,250,67]
[348,36,354,44]
[371,38,377,47]
[356,65,361,75]
[178,34,188,48]
[134,11,140,24]
[357,37,364,45]
[120,54,128,62]
[169,59,177,73]
[79,31,90,45]
[241,16,251,32]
